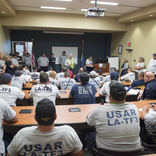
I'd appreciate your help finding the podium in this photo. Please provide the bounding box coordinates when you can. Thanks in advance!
[94,63,109,73]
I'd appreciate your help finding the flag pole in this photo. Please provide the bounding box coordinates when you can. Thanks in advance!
[31,39,34,72]
[81,40,84,68]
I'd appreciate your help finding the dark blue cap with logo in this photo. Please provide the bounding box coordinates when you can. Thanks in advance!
[110,71,119,81]
[1,73,12,82]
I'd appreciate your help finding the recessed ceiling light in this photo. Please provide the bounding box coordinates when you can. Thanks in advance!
[81,9,87,11]
[41,6,66,10]
[2,11,5,14]
[131,20,133,21]
[90,1,119,5]
[150,15,153,16]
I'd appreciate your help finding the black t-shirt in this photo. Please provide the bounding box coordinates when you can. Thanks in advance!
[5,61,13,73]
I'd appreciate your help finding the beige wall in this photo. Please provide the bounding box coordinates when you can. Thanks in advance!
[111,17,156,72]
[0,17,11,55]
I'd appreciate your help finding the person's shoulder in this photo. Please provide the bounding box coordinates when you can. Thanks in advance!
[16,126,37,135]
[55,125,75,134]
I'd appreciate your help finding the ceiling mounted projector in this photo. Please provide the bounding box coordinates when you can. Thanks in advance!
[85,0,106,18]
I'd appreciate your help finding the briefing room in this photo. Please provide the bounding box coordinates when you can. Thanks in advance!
[1,0,156,155]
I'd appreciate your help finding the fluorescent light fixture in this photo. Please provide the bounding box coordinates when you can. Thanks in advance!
[43,31,84,35]
[41,6,66,10]
[2,11,5,13]
[81,9,87,11]
[55,0,72,1]
[90,1,118,5]
[131,20,133,21]
[150,15,153,16]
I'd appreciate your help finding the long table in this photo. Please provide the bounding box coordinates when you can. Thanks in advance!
[3,100,155,127]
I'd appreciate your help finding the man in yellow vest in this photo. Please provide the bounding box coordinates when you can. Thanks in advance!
[65,54,76,72]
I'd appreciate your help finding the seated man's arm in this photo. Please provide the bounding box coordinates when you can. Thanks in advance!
[72,149,83,156]
[8,115,18,123]
[141,106,150,120]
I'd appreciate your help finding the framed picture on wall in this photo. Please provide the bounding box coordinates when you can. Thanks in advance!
[118,45,122,54]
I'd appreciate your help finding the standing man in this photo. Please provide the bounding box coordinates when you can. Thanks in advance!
[16,52,22,65]
[147,53,156,77]
[58,51,68,70]
[65,54,76,72]
[49,53,56,71]
[24,53,32,71]
[134,57,145,80]
[11,54,19,74]
[7,98,83,156]
[21,52,26,64]
[120,58,129,76]
[37,53,49,72]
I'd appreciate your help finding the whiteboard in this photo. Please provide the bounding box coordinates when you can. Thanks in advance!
[52,47,78,64]
[108,57,119,70]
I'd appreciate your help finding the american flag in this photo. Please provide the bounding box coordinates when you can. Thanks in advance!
[32,48,35,67]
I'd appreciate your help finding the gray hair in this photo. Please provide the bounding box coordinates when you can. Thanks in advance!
[139,57,144,62]
[138,71,144,77]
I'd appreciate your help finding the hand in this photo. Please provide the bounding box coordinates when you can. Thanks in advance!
[28,78,30,83]
[137,93,142,101]
[150,104,156,111]
[69,65,71,67]
[142,106,150,113]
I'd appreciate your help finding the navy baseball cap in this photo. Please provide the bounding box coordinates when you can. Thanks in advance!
[36,98,56,125]
[110,71,119,81]
[22,64,28,67]
[153,53,156,56]
[110,80,126,101]
[33,66,38,70]
[98,69,103,73]
[79,72,89,84]
[15,70,22,76]
[1,73,12,82]
[110,67,116,71]
[48,67,53,70]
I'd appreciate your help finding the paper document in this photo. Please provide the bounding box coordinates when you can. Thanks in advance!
[128,89,143,95]
[99,63,103,67]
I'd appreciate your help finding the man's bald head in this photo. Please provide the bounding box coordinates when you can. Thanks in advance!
[69,54,72,59]
[144,71,155,82]
[79,68,84,74]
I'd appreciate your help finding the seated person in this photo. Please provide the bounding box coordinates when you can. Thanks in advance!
[130,71,145,88]
[11,70,26,90]
[0,73,25,106]
[49,71,58,86]
[7,98,83,156]
[99,71,119,103]
[74,68,84,82]
[0,98,18,155]
[56,67,68,80]
[17,66,30,82]
[93,68,99,77]
[140,105,156,144]
[70,72,97,104]
[89,71,100,89]
[46,66,53,75]
[138,71,156,100]
[58,71,77,90]
[30,66,40,80]
[22,64,30,75]
[121,67,135,81]
[68,69,73,78]
[86,81,140,155]
[98,69,104,83]
[29,72,60,106]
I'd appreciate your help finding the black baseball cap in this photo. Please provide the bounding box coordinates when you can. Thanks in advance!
[79,72,89,84]
[110,80,126,101]
[36,98,56,125]
[33,66,38,70]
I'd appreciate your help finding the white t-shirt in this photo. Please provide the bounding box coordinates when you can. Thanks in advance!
[56,72,65,80]
[86,59,93,67]
[7,125,82,156]
[11,76,26,90]
[144,109,156,134]
[29,84,60,106]
[0,98,16,155]
[30,72,40,80]
[89,77,101,89]
[121,72,135,81]
[87,103,140,149]
[25,56,32,66]
[103,75,110,84]
[37,56,49,66]
[135,62,145,72]
[23,68,30,75]
[147,58,156,74]
[11,58,19,66]
[58,77,77,90]
[21,74,28,82]
[0,59,5,69]
[0,85,25,106]
[99,82,110,103]
[99,76,104,83]
[46,70,53,76]
[49,77,58,86]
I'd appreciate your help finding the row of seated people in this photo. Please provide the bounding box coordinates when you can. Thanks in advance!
[2,80,156,155]
[1,65,156,106]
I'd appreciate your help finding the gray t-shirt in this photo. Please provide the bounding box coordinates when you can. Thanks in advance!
[144,109,156,134]
[89,77,101,89]
[11,76,26,90]
[0,98,16,154]
[30,72,40,80]
[7,125,82,156]
[87,103,140,149]
[49,77,58,86]
[37,56,49,66]
[58,77,77,90]
[25,56,32,66]
[0,60,4,69]
[11,58,19,66]
[58,55,68,65]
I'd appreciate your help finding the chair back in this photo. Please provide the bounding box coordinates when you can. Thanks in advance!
[94,146,143,156]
